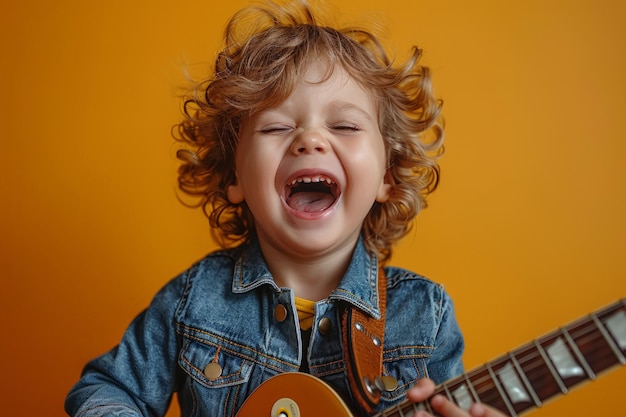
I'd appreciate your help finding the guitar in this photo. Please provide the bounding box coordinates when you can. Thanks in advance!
[237,299,626,417]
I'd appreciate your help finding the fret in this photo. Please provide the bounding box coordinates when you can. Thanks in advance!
[402,386,437,417]
[441,382,453,405]
[427,394,436,415]
[567,313,621,375]
[401,400,424,417]
[542,334,587,388]
[451,383,472,411]
[592,312,626,364]
[509,343,560,402]
[372,300,625,417]
[560,327,596,380]
[408,401,423,417]
[603,304,626,351]
[464,373,480,405]
[496,361,531,404]
[378,401,400,417]
[486,362,517,416]
[533,339,568,393]
[466,365,509,414]
[372,394,434,417]
[508,352,542,408]
[424,394,435,415]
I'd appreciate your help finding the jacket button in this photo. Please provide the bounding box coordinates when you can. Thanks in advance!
[318,317,332,335]
[203,363,222,380]
[274,304,288,322]
[381,375,399,391]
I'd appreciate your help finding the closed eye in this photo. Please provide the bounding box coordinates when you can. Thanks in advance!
[330,124,361,132]
[257,125,294,134]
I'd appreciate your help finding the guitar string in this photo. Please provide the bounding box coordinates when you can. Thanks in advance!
[436,307,624,409]
[470,320,605,397]
[374,305,624,416]
[399,310,622,414]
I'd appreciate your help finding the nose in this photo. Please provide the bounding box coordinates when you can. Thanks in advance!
[290,129,329,155]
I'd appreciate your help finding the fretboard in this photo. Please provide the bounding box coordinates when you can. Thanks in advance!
[377,299,626,417]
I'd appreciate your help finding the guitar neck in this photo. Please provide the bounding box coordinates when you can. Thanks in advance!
[379,299,626,417]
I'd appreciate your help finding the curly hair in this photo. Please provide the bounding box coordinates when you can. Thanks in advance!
[174,0,444,264]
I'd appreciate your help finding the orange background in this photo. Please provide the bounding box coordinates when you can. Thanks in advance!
[1,0,625,415]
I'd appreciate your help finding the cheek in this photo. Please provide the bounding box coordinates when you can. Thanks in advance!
[346,138,387,176]
[235,149,283,201]
[357,140,389,199]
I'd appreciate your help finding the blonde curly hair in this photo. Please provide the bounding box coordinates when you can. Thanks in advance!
[175,0,444,264]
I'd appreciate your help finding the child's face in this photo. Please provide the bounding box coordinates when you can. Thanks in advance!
[228,63,391,260]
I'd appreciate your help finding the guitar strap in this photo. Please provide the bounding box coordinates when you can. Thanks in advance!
[341,267,387,414]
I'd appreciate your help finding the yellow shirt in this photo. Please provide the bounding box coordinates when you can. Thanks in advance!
[294,297,315,330]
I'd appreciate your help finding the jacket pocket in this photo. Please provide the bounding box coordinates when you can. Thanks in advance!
[379,347,433,403]
[179,337,253,389]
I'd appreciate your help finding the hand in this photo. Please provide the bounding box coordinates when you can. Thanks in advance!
[406,378,508,417]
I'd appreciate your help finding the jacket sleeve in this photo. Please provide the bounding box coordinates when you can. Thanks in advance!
[65,274,186,417]
[426,289,465,384]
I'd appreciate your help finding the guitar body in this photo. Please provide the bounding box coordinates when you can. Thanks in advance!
[236,372,353,417]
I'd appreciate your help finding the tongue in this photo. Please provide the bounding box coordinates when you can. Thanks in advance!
[287,192,335,212]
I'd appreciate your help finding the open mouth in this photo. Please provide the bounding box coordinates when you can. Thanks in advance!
[285,175,340,213]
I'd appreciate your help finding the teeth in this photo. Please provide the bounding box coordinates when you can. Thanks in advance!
[289,175,334,185]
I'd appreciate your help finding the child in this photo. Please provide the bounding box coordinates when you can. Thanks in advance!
[66,1,505,417]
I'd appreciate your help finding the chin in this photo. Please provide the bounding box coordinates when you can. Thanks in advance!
[288,231,358,255]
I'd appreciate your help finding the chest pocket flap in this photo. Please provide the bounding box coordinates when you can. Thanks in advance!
[179,337,253,389]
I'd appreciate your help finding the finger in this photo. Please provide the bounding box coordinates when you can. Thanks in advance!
[406,378,436,403]
[469,403,488,417]
[430,394,467,417]
[469,402,507,417]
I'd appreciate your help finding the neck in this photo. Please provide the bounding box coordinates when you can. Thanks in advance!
[376,299,626,417]
[258,239,356,301]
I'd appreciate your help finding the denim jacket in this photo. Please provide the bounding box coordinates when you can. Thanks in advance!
[65,237,464,417]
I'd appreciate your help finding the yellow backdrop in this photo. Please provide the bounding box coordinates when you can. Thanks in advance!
[1,0,624,416]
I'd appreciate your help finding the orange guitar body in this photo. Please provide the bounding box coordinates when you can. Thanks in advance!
[236,372,353,417]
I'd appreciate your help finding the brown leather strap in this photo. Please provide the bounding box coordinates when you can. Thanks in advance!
[341,267,387,414]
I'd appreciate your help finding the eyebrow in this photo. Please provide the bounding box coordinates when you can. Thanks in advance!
[331,101,374,121]
[250,99,376,124]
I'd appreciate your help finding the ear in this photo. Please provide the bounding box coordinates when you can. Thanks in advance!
[227,181,245,204]
[375,169,394,203]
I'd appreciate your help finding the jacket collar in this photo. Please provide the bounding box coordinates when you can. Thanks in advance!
[231,236,382,319]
